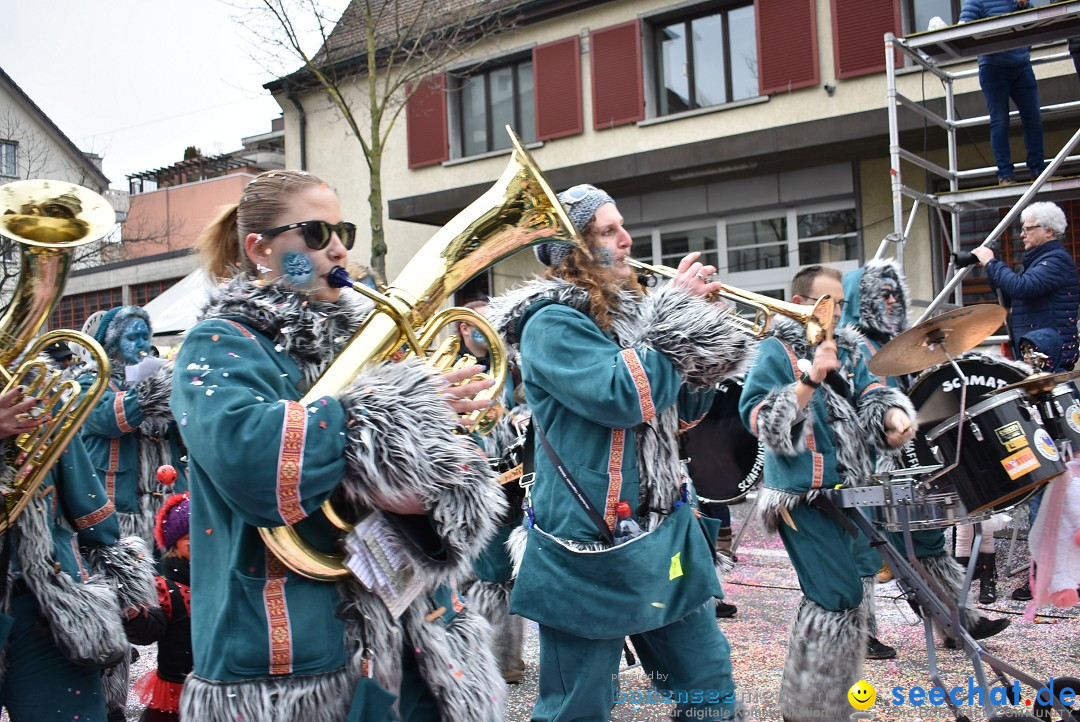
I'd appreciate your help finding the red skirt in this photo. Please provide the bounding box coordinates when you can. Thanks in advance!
[134,670,184,713]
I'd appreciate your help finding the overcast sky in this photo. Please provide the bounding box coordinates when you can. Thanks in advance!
[4,0,346,189]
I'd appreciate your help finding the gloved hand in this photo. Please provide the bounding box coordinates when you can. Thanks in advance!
[124,356,167,385]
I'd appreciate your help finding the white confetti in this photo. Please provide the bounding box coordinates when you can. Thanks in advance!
[206,389,215,396]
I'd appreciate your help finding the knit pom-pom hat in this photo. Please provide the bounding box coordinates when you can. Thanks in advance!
[93,305,151,358]
[154,492,190,552]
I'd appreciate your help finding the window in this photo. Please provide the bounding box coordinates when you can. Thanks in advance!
[49,287,123,332]
[457,58,536,157]
[906,0,960,33]
[797,208,858,265]
[131,278,182,307]
[628,201,858,299]
[654,4,757,116]
[0,141,17,178]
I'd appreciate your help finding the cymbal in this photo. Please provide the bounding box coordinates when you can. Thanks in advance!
[868,304,1007,377]
[991,368,1080,395]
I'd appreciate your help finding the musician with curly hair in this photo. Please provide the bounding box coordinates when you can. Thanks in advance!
[490,184,753,721]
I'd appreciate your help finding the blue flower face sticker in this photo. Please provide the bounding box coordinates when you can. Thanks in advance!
[282,251,315,288]
[470,328,489,348]
[594,246,615,267]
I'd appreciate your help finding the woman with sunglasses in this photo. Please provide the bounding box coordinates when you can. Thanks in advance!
[171,170,506,722]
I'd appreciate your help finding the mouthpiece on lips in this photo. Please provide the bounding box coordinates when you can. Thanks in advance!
[327,266,354,289]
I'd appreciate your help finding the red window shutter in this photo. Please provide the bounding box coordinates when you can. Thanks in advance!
[591,20,644,130]
[832,0,900,79]
[758,0,819,95]
[406,73,448,169]
[534,37,582,141]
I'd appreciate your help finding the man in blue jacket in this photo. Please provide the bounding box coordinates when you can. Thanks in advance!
[972,201,1079,370]
[960,0,1045,185]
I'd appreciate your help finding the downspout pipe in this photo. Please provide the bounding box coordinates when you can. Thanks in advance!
[286,91,307,171]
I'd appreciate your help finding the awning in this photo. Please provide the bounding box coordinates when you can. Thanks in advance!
[144,269,216,335]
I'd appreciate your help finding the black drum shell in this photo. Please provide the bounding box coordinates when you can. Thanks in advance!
[925,389,1066,513]
[683,378,764,504]
[1033,382,1080,454]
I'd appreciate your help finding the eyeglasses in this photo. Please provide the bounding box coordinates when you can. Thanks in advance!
[1020,225,1043,235]
[259,220,357,251]
[804,296,846,312]
[881,289,897,300]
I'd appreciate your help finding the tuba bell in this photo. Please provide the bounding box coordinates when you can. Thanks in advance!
[259,127,587,580]
[0,180,115,535]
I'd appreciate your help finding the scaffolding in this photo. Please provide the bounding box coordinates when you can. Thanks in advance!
[884,1,1080,323]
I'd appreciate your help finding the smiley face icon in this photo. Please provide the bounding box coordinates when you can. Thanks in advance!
[848,680,876,710]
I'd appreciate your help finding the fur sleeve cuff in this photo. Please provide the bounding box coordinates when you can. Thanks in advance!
[757,487,805,534]
[87,536,158,611]
[632,285,753,390]
[858,386,917,453]
[752,385,810,457]
[135,362,175,432]
[337,359,507,583]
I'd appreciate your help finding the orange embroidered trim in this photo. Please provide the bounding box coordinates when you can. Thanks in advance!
[276,401,308,525]
[74,500,114,530]
[620,349,656,423]
[451,589,466,613]
[679,411,708,432]
[113,391,135,433]
[604,429,626,532]
[105,439,120,502]
[222,320,257,340]
[860,381,885,397]
[264,552,293,675]
[70,536,89,582]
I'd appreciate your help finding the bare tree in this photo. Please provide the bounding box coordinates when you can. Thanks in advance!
[240,0,521,279]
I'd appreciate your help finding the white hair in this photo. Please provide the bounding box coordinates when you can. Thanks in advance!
[1022,201,1067,238]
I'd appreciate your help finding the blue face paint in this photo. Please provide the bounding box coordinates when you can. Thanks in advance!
[118,319,151,365]
[470,328,489,348]
[595,247,615,267]
[282,251,315,287]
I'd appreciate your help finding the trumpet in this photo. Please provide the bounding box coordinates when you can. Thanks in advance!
[625,258,835,345]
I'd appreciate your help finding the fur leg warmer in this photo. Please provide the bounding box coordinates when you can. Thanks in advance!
[919,552,984,629]
[102,652,131,719]
[338,359,506,587]
[779,598,865,722]
[860,576,879,638]
[133,361,175,434]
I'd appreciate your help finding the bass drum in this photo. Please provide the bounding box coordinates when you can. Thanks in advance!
[683,378,764,504]
[896,353,1030,470]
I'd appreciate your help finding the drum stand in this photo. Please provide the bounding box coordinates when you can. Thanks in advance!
[827,487,1073,721]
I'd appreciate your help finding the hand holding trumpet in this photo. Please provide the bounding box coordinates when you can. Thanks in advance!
[670,251,724,298]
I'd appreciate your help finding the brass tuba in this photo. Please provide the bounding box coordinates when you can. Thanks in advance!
[259,127,586,580]
[0,180,115,534]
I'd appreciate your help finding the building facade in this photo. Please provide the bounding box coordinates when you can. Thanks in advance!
[269,0,1080,311]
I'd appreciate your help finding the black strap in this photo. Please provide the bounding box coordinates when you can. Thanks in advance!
[810,492,860,539]
[533,424,615,546]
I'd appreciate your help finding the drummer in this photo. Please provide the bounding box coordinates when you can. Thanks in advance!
[739,264,917,722]
[842,259,1012,646]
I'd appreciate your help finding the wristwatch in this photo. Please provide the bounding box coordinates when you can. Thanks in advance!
[799,372,821,389]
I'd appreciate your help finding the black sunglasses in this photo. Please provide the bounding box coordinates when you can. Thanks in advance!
[259,220,357,251]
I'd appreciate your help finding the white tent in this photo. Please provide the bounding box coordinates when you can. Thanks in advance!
[144,269,216,336]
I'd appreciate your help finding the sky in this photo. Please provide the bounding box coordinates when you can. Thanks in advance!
[3,0,347,189]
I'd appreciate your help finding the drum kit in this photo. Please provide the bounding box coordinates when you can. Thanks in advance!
[828,304,1079,721]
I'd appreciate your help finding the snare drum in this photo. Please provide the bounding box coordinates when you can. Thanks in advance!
[1031,382,1080,456]
[898,354,1030,469]
[925,389,1066,513]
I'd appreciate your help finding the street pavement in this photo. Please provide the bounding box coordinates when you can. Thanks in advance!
[31,492,1077,722]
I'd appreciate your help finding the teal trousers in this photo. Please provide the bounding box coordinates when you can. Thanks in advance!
[532,603,737,722]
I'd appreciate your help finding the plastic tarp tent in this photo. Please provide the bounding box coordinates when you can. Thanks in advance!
[144,269,216,335]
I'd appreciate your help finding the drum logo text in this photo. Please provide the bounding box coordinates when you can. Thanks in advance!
[1000,448,1040,480]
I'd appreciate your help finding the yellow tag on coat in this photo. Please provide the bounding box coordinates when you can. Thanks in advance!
[669,552,683,580]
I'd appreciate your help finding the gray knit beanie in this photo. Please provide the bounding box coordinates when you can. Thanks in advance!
[534,184,614,267]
